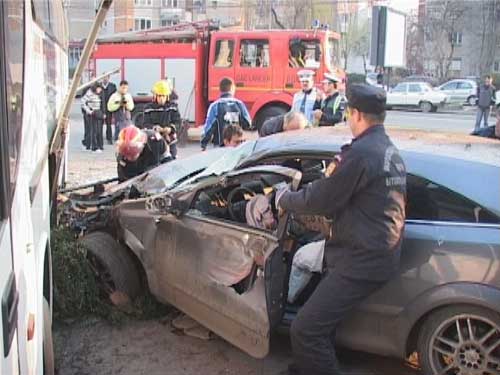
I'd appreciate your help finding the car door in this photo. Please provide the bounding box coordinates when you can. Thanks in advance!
[440,82,458,102]
[151,165,301,359]
[407,83,424,106]
[456,81,473,103]
[388,83,408,106]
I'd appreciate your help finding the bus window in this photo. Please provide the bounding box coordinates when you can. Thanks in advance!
[32,0,68,47]
[289,38,321,69]
[2,0,25,195]
[239,39,270,68]
[214,39,234,68]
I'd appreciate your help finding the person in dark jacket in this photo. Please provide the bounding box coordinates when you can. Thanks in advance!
[140,80,181,159]
[474,75,496,131]
[259,111,308,137]
[276,84,407,375]
[201,77,251,151]
[81,83,106,152]
[116,125,171,182]
[101,76,117,144]
[312,73,346,127]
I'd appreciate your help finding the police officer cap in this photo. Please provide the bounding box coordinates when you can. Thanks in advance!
[321,73,340,84]
[347,83,386,114]
[297,69,315,81]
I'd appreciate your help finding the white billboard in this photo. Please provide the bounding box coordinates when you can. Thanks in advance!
[383,8,406,67]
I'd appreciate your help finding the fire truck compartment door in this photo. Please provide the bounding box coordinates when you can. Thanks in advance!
[165,59,195,122]
[124,59,161,97]
[96,59,121,87]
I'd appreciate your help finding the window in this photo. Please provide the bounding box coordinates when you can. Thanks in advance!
[451,58,462,71]
[392,83,407,93]
[494,61,500,72]
[240,39,270,68]
[328,38,340,68]
[213,39,234,68]
[451,31,463,46]
[31,0,68,47]
[289,38,321,68]
[0,0,25,217]
[408,84,422,93]
[406,175,500,223]
[457,81,472,90]
[442,82,458,90]
[134,17,152,30]
[173,0,178,7]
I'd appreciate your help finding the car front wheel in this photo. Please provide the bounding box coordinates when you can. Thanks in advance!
[418,305,500,375]
[81,232,141,301]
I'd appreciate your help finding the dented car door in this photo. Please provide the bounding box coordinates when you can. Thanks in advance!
[152,166,301,358]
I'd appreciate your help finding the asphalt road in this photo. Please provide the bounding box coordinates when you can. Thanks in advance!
[385,108,481,134]
[58,104,481,375]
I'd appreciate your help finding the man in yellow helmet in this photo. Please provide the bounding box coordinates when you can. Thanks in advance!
[140,80,181,158]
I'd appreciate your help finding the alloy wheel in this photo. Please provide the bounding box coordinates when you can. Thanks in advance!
[429,314,500,375]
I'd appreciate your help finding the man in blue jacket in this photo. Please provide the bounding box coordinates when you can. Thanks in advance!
[201,78,251,151]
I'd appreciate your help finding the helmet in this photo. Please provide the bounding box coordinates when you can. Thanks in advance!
[152,80,171,97]
[117,126,147,161]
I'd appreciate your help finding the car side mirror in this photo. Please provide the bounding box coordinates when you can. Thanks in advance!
[145,193,186,216]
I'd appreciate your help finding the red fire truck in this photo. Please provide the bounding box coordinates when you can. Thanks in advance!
[90,22,346,129]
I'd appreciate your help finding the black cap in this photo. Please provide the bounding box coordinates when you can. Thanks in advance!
[347,84,386,114]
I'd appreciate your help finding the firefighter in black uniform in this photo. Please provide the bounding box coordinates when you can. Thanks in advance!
[312,73,346,127]
[116,125,171,182]
[276,84,407,375]
[140,80,181,159]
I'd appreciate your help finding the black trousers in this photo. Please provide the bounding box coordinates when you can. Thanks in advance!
[89,116,104,150]
[105,111,113,141]
[290,270,385,375]
[82,112,91,148]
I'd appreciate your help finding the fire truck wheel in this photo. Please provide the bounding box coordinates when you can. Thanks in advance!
[254,105,289,132]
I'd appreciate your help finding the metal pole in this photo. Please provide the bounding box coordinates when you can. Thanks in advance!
[50,0,113,155]
[49,0,114,221]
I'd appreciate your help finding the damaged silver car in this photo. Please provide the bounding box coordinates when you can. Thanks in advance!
[66,128,500,375]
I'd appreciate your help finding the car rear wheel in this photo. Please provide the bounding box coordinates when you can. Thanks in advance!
[417,305,500,375]
[467,96,477,106]
[420,101,433,113]
[81,232,141,300]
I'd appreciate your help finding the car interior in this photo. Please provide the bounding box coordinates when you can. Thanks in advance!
[190,156,335,305]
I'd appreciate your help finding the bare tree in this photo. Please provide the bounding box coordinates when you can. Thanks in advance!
[422,0,468,80]
[339,12,370,72]
[471,0,499,77]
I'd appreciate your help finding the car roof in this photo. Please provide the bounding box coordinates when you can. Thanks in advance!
[244,128,500,215]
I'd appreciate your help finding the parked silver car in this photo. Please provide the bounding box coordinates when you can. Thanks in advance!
[71,129,500,375]
[437,79,478,105]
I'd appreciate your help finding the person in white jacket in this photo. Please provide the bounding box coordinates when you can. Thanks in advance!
[292,69,318,125]
[107,80,135,141]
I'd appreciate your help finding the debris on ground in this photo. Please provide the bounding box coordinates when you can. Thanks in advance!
[172,314,213,341]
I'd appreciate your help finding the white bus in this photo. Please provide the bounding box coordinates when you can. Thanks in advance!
[0,0,68,374]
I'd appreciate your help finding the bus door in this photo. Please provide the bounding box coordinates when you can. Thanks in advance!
[234,38,272,105]
[208,36,235,102]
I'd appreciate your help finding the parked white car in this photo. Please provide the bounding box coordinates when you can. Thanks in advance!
[386,82,449,112]
[437,79,478,105]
